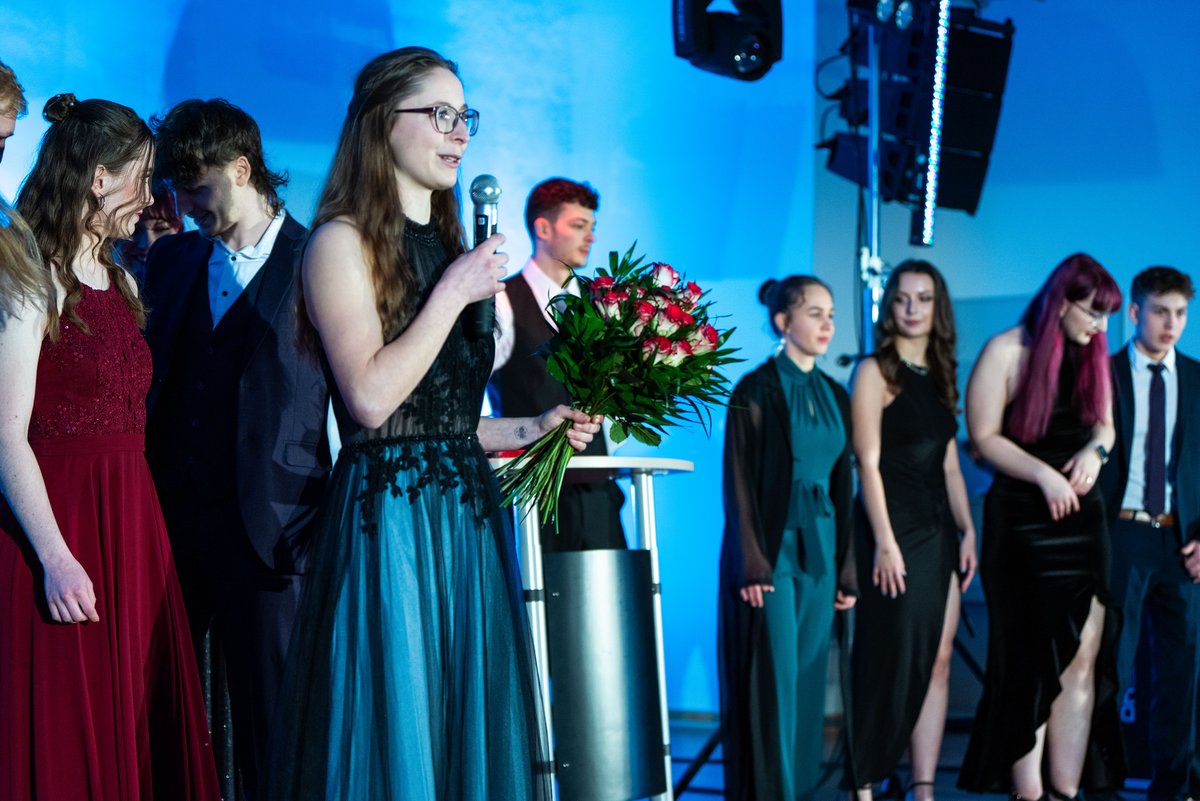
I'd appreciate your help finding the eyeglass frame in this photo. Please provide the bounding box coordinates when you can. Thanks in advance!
[1070,300,1111,326]
[392,105,480,136]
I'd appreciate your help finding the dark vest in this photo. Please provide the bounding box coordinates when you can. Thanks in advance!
[150,266,266,501]
[489,274,605,457]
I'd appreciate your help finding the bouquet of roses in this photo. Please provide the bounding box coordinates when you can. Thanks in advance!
[494,244,739,525]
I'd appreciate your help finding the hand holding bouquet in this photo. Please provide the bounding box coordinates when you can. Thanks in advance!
[494,245,739,525]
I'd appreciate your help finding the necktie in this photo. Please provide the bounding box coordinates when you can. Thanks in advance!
[1145,362,1166,516]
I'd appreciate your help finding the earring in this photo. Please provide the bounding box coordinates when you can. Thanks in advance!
[98,194,106,210]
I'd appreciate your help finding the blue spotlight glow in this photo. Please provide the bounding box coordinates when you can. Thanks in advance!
[919,0,951,245]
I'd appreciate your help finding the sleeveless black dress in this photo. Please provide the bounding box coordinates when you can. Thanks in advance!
[959,359,1124,791]
[848,363,958,785]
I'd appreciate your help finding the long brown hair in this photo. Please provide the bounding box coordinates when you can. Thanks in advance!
[298,47,467,355]
[0,201,51,320]
[16,93,150,338]
[874,259,958,410]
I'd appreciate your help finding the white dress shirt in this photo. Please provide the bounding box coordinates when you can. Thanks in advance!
[1120,341,1178,514]
[492,258,580,371]
[207,211,286,327]
[490,258,618,451]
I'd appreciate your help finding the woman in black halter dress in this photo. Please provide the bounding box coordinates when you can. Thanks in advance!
[848,262,976,801]
[959,254,1126,800]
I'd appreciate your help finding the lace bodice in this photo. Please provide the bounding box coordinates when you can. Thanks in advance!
[30,283,151,440]
[334,219,494,447]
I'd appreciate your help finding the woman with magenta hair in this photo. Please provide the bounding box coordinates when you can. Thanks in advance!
[959,254,1126,799]
[718,275,857,801]
[847,260,976,801]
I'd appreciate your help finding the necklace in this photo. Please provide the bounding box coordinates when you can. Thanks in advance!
[901,358,929,376]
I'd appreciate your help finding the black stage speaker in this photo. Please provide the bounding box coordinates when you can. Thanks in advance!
[825,6,1014,215]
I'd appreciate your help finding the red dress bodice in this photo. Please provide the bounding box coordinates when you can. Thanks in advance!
[29,283,150,440]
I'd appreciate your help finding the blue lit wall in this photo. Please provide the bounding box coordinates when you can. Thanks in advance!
[3,0,1196,716]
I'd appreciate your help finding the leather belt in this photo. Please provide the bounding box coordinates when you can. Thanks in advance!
[1118,509,1176,528]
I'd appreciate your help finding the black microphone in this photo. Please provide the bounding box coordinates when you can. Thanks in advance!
[467,174,501,339]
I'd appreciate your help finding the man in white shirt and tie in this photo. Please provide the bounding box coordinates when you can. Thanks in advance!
[489,177,626,551]
[1100,266,1200,801]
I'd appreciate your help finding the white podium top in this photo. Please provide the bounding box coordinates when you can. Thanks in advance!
[488,454,694,483]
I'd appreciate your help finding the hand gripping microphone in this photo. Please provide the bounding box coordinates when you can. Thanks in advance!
[467,174,502,339]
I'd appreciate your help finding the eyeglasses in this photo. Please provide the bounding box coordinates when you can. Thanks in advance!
[1071,300,1111,326]
[393,105,480,136]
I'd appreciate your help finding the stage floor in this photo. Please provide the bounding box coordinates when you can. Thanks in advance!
[669,717,1065,800]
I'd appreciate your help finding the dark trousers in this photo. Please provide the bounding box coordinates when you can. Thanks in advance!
[163,493,303,801]
[541,479,627,552]
[1109,517,1200,801]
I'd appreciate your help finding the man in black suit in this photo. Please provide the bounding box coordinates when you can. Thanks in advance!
[489,177,625,550]
[1100,266,1200,801]
[144,99,330,800]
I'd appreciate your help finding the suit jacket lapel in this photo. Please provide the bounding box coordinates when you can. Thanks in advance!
[1172,354,1196,466]
[147,237,211,371]
[243,213,301,358]
[1113,347,1135,471]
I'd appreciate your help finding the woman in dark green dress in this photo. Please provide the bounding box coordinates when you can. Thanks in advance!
[718,275,857,801]
[847,261,977,801]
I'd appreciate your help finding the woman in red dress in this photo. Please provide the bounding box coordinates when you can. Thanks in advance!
[0,94,220,800]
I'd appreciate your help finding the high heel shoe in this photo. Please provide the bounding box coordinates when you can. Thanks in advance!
[906,780,936,801]
[1046,788,1080,801]
[1009,791,1047,801]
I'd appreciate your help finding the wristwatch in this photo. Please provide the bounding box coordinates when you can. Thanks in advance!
[1095,443,1110,465]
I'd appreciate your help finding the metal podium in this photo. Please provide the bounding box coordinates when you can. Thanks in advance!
[492,456,694,801]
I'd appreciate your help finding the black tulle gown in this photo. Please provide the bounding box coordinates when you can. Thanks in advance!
[959,360,1125,792]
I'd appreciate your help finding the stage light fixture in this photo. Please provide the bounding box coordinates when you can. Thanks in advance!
[673,0,783,81]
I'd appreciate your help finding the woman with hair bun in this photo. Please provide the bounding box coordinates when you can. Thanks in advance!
[960,253,1125,799]
[0,95,219,800]
[718,275,857,801]
[847,260,976,801]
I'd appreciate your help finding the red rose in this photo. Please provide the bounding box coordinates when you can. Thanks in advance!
[665,339,694,366]
[596,289,629,319]
[680,281,703,311]
[652,303,694,337]
[589,275,616,301]
[688,323,719,355]
[629,300,656,336]
[651,262,680,288]
[641,336,673,364]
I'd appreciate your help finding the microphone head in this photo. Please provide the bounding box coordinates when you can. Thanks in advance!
[470,174,502,205]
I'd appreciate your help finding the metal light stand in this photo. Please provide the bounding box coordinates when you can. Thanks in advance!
[859,22,886,354]
[517,499,559,799]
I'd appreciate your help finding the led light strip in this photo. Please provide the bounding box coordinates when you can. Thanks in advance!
[920,0,951,245]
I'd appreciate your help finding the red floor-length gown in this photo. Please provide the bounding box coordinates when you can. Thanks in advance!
[0,283,220,800]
